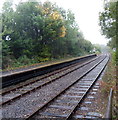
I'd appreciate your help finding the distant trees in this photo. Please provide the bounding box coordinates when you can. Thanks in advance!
[93,44,101,53]
[2,0,94,69]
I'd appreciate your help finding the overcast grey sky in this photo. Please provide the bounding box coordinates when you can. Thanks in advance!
[0,0,109,45]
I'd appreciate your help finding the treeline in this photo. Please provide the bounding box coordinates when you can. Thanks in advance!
[2,0,94,69]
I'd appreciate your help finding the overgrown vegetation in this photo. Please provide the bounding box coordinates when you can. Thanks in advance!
[99,1,118,119]
[99,1,117,64]
[1,0,96,70]
[100,52,116,95]
[100,51,117,119]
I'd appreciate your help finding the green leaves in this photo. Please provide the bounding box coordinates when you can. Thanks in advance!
[99,2,117,48]
[2,0,94,69]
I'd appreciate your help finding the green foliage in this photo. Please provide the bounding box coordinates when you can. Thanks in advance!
[2,0,94,70]
[99,2,118,49]
[99,3,118,118]
[112,51,118,66]
[93,44,101,53]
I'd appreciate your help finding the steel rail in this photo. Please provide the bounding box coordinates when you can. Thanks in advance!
[1,55,98,95]
[1,56,101,106]
[1,54,96,88]
[66,55,110,120]
[105,88,113,119]
[30,55,109,120]
[25,56,107,119]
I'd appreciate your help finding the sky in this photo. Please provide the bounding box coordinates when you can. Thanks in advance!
[0,0,110,45]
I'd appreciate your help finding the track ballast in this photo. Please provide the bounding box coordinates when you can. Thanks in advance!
[1,54,109,119]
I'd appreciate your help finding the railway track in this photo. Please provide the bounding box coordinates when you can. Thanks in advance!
[1,54,109,119]
[72,71,106,119]
[1,54,96,88]
[27,55,109,119]
[2,57,92,94]
[1,55,98,105]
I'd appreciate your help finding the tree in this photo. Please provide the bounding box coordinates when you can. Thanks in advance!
[2,0,94,69]
[99,1,118,65]
[99,1,118,48]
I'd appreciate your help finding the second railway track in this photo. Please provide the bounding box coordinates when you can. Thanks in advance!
[1,55,99,105]
[1,54,109,119]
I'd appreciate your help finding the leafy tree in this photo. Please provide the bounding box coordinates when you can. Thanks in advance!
[2,0,94,69]
[99,1,118,65]
[99,1,118,48]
